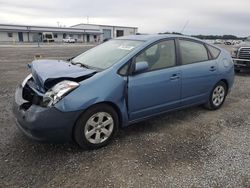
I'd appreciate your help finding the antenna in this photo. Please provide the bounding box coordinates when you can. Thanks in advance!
[180,20,189,34]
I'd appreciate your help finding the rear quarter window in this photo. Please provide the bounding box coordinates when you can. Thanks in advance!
[207,45,221,59]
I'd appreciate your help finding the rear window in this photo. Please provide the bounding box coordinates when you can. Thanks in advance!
[207,45,221,59]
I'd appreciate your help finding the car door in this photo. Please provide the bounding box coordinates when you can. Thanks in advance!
[128,39,181,121]
[178,39,218,106]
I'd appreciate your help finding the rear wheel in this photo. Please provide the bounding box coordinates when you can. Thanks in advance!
[204,81,227,110]
[74,104,118,149]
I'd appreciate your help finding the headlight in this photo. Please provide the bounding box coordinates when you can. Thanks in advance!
[21,74,32,87]
[43,80,79,107]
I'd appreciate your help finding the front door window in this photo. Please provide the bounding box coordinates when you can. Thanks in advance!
[135,40,176,71]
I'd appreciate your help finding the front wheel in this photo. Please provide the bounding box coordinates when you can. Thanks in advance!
[74,104,118,149]
[204,81,227,110]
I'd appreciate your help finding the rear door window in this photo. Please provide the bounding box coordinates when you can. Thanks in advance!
[179,40,209,65]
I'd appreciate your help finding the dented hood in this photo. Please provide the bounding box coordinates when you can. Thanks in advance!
[30,59,96,91]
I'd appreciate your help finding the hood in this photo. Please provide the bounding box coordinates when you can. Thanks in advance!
[30,59,96,91]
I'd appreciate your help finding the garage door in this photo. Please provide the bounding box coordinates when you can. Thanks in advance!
[103,29,111,40]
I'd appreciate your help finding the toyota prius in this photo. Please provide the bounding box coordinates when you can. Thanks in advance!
[13,35,234,149]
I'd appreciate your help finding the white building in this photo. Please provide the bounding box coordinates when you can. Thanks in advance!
[71,23,138,41]
[0,23,138,43]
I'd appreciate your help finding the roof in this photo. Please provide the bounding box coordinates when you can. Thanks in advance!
[117,34,207,43]
[0,24,102,34]
[71,23,138,29]
[116,34,224,51]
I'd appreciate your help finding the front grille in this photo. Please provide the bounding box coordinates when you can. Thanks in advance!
[238,48,250,60]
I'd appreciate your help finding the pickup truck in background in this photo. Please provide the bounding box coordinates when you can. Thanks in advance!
[231,37,250,72]
[63,37,76,43]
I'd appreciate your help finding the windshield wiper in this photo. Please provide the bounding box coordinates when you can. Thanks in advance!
[70,61,90,69]
[70,60,103,72]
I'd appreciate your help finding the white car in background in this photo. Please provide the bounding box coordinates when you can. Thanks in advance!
[63,37,76,43]
[214,39,223,44]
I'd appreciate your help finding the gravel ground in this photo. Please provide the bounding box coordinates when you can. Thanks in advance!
[0,44,249,188]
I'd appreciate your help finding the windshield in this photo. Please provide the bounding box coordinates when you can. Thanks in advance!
[72,39,143,70]
[45,34,52,39]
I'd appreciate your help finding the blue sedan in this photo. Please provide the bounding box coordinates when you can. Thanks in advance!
[13,34,234,149]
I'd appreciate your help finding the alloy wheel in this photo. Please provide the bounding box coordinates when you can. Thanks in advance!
[212,85,225,106]
[84,112,114,144]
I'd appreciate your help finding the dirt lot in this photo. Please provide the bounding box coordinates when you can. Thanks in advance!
[0,44,249,188]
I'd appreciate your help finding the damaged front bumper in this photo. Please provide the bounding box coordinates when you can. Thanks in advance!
[12,85,81,143]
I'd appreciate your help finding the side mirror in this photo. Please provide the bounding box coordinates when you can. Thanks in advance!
[133,61,149,74]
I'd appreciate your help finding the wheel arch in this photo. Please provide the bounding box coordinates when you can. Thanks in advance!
[220,79,229,94]
[100,101,123,127]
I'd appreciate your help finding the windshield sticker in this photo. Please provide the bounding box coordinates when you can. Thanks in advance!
[118,45,135,51]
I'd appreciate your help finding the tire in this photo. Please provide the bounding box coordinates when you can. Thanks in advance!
[204,81,227,110]
[74,104,119,149]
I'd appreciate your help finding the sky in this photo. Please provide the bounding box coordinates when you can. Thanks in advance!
[0,0,250,37]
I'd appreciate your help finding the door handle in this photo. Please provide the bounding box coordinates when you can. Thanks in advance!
[210,66,216,72]
[170,74,180,80]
